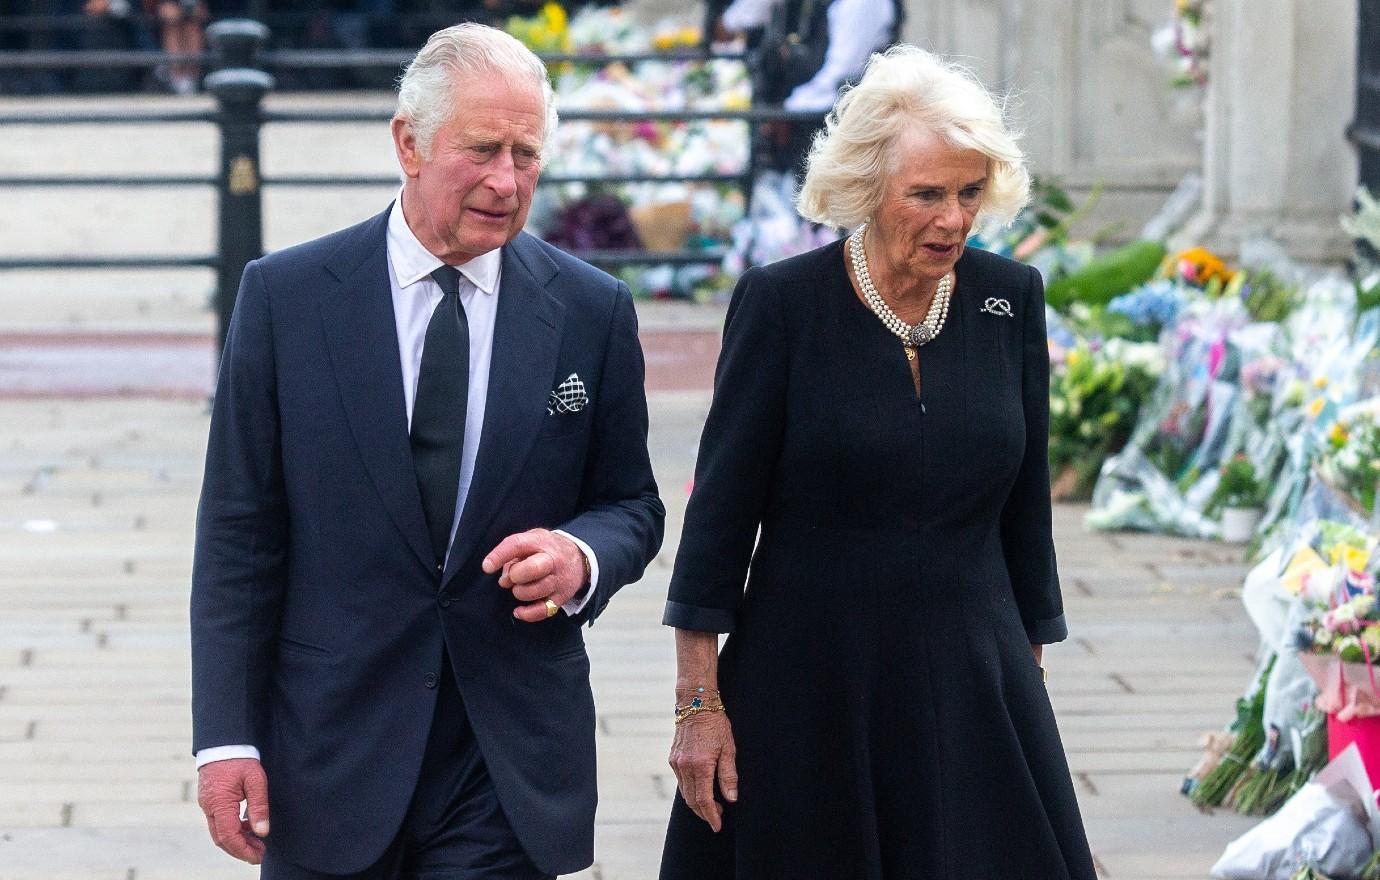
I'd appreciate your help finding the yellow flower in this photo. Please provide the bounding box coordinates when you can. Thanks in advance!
[1308,398,1326,419]
[1175,246,1235,287]
[1329,421,1350,445]
[1314,376,1329,390]
[1330,545,1373,573]
[1066,350,1083,367]
[541,2,568,32]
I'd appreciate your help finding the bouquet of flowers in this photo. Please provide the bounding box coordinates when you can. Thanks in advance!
[506,1,571,54]
[1319,408,1380,515]
[1296,547,1380,725]
[1151,0,1211,87]
[1047,340,1163,499]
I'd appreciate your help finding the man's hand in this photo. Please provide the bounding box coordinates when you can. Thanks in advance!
[669,711,738,832]
[483,529,588,622]
[197,758,270,864]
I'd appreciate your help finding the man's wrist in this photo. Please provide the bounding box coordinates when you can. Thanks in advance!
[552,529,598,615]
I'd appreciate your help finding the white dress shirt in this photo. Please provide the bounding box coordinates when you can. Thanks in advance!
[195,200,597,769]
[782,0,894,112]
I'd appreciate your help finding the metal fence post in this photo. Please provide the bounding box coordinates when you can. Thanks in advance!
[205,20,273,358]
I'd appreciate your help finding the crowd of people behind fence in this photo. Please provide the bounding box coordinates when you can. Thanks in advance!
[0,0,581,95]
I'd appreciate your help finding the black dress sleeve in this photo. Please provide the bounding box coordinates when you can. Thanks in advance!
[999,265,1068,644]
[662,267,789,633]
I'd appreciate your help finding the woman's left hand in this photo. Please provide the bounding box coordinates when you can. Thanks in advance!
[669,710,738,832]
[1031,643,1043,665]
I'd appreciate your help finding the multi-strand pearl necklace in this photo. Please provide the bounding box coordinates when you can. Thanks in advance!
[848,221,953,361]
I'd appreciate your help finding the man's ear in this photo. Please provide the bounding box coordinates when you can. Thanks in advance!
[392,117,422,179]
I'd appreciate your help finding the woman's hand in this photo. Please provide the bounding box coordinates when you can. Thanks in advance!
[669,710,738,832]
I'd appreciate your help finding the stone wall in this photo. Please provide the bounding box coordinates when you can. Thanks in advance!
[901,0,1203,244]
[901,0,1359,261]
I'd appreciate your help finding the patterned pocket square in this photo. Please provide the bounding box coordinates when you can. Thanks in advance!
[547,373,589,415]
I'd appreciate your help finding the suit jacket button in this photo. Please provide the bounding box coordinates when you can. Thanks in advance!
[423,672,438,688]
[438,591,452,608]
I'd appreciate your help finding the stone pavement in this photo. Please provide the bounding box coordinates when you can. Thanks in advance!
[0,92,1267,878]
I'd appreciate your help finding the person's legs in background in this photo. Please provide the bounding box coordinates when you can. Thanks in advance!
[153,0,207,94]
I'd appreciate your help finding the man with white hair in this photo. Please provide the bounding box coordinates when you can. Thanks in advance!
[190,23,665,879]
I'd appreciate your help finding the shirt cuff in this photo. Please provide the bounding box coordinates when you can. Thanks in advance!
[553,530,598,615]
[195,744,260,769]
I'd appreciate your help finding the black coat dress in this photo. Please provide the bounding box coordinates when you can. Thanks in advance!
[660,240,1097,879]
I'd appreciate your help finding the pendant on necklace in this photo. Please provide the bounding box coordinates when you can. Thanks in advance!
[904,345,917,362]
[908,325,935,347]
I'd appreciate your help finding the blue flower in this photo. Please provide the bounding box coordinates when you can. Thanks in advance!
[1108,279,1190,327]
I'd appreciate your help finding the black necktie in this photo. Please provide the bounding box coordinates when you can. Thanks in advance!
[411,266,469,567]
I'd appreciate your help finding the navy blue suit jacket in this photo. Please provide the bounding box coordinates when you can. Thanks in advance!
[190,207,665,875]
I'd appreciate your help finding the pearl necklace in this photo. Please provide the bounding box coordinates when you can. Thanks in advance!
[848,221,953,361]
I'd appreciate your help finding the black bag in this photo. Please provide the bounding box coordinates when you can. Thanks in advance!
[750,0,829,103]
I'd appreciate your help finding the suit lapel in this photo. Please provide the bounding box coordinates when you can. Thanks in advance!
[445,234,564,583]
[318,207,435,572]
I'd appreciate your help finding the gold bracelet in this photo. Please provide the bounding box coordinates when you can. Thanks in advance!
[674,687,725,724]
[675,704,726,725]
[1040,666,1048,685]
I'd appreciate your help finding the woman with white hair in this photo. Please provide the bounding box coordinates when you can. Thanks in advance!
[660,45,1097,878]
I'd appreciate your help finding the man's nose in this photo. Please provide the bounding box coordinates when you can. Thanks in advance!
[485,151,519,200]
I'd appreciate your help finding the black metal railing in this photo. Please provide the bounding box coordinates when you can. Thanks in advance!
[0,19,822,351]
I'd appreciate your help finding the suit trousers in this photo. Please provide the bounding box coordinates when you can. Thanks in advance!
[262,653,553,880]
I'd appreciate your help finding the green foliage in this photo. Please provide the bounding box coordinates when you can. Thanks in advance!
[1047,342,1162,499]
[1357,275,1380,315]
[1045,240,1168,311]
[1226,269,1298,323]
[1231,713,1327,816]
[1061,303,1146,343]
[1190,655,1274,809]
[1208,454,1266,513]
